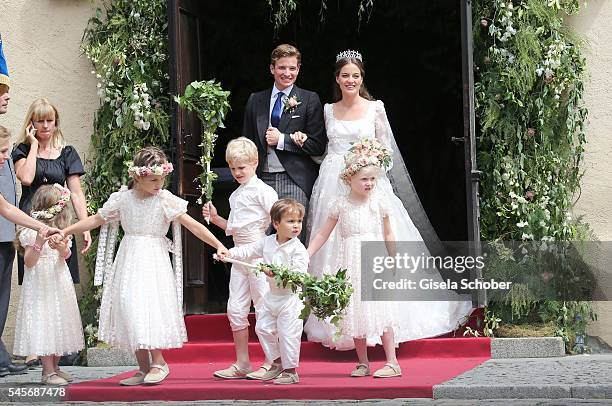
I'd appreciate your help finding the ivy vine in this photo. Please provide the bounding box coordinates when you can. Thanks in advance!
[267,0,375,30]
[79,0,171,348]
[473,0,594,351]
[174,80,231,205]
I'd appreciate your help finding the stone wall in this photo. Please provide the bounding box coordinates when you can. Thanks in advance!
[0,0,98,353]
[568,2,612,345]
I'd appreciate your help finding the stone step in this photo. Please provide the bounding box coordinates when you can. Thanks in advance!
[433,354,612,400]
[86,337,566,367]
[491,337,565,359]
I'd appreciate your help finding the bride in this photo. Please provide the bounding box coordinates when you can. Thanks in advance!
[292,50,472,350]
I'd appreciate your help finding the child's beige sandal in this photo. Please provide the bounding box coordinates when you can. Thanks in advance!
[119,371,146,386]
[143,363,170,384]
[350,363,371,377]
[55,369,73,382]
[41,372,69,386]
[246,364,272,380]
[213,364,252,379]
[373,363,402,378]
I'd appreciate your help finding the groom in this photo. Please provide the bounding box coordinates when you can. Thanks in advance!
[242,44,326,238]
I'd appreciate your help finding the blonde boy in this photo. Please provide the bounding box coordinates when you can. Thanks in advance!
[203,137,278,379]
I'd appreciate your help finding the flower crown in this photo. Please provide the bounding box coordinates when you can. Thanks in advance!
[340,138,392,182]
[336,49,363,63]
[31,184,71,220]
[127,162,174,177]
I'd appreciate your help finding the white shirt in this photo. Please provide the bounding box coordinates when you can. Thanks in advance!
[269,84,294,151]
[230,234,309,295]
[226,175,278,238]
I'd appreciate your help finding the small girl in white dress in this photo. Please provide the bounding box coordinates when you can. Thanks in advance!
[13,184,84,386]
[308,139,402,379]
[59,147,229,386]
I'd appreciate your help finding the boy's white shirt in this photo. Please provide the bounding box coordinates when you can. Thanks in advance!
[226,175,278,237]
[229,234,309,295]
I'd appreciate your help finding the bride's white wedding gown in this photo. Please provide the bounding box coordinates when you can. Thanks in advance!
[305,100,472,350]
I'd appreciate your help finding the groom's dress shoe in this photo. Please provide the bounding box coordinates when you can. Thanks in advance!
[1,363,28,375]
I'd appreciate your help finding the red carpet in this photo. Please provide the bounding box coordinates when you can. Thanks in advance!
[67,313,490,401]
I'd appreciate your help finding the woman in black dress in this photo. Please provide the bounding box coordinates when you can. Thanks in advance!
[12,98,91,287]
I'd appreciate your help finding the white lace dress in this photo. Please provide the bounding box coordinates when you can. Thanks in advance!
[13,230,84,356]
[97,188,188,352]
[330,196,401,340]
[305,100,472,350]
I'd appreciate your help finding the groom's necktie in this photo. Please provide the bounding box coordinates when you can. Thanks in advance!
[271,92,284,128]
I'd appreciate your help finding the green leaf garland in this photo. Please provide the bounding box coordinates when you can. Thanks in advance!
[174,80,230,204]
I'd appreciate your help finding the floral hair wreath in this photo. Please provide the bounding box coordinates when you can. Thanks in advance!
[340,138,392,182]
[31,184,71,220]
[127,162,174,177]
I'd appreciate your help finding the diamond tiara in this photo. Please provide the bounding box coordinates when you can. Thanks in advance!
[335,50,363,63]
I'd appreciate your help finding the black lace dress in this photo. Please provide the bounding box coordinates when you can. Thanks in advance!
[12,143,85,284]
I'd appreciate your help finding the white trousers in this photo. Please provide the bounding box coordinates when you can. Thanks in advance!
[227,261,268,332]
[255,293,304,370]
[227,233,269,331]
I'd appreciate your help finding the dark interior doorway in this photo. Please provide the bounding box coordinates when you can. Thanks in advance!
[169,0,472,313]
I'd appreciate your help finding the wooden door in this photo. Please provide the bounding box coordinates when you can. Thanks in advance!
[167,0,210,313]
[460,0,485,308]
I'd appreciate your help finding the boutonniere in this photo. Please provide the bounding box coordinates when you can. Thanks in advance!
[283,95,301,114]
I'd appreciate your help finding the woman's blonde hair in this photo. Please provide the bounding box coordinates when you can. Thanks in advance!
[17,98,66,149]
[127,146,169,189]
[14,184,72,255]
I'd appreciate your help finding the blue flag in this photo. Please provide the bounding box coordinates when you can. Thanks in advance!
[0,33,9,91]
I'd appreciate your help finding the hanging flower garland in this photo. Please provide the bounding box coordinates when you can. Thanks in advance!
[174,80,231,207]
[473,0,593,351]
[268,0,376,30]
[80,0,171,349]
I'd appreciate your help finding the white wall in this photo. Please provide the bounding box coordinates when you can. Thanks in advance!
[0,0,99,353]
[568,1,612,345]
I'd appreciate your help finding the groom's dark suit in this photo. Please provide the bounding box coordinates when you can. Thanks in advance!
[242,85,327,200]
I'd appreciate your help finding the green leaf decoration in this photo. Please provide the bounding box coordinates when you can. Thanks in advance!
[175,80,231,204]
[256,263,354,333]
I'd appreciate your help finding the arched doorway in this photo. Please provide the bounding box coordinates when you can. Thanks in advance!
[167,0,481,313]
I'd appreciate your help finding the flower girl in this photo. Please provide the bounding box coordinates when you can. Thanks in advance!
[307,139,402,378]
[13,184,84,386]
[59,147,229,385]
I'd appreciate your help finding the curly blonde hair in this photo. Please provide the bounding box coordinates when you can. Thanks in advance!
[225,137,258,164]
